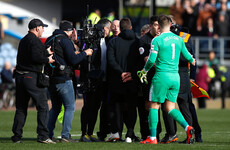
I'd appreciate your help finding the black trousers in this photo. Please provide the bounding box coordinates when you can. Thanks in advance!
[221,82,228,109]
[162,92,203,140]
[137,96,162,140]
[197,97,206,108]
[97,88,110,139]
[108,92,137,138]
[188,95,202,137]
[137,96,150,140]
[138,83,162,140]
[161,93,193,135]
[12,72,49,141]
[80,82,109,136]
[161,69,194,137]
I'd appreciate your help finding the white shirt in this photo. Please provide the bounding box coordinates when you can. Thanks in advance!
[100,38,107,81]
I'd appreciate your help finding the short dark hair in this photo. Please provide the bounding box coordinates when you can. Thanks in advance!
[149,16,158,25]
[168,15,175,24]
[97,18,111,28]
[157,15,171,28]
[120,18,132,30]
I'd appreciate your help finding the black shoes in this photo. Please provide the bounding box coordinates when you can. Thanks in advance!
[37,138,56,144]
[160,134,178,144]
[131,135,141,142]
[179,136,202,144]
[195,136,203,143]
[89,135,101,142]
[11,136,22,144]
[80,134,92,142]
[61,137,78,143]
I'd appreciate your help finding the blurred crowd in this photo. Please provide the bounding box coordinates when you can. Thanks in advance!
[170,0,230,37]
[168,0,230,109]
[196,51,230,109]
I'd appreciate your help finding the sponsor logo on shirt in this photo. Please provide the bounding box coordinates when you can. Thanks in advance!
[150,45,158,54]
[150,45,154,52]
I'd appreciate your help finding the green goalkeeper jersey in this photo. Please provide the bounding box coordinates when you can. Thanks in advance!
[144,31,193,73]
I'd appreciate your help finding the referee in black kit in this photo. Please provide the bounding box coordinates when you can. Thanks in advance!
[11,18,55,144]
[138,15,161,141]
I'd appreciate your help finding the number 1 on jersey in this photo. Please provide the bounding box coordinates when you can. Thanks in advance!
[171,43,175,60]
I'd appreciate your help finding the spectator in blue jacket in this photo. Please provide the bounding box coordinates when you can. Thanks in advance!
[1,61,14,83]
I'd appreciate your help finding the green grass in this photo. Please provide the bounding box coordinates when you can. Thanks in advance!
[0,109,230,150]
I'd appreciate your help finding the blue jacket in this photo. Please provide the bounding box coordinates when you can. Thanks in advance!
[45,29,87,83]
[1,68,13,83]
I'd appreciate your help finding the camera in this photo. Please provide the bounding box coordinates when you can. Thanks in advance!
[170,24,181,35]
[77,17,105,93]
[77,18,104,51]
[170,24,189,35]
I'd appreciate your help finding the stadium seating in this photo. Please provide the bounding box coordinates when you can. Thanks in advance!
[0,43,17,83]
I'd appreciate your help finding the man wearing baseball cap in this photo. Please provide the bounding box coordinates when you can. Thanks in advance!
[11,18,55,144]
[46,20,93,142]
[28,18,48,29]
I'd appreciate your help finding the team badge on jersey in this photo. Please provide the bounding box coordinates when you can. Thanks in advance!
[139,47,145,55]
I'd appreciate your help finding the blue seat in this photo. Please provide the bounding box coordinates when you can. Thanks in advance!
[0,49,8,57]
[9,50,17,58]
[2,43,13,51]
[11,58,16,67]
[0,56,5,68]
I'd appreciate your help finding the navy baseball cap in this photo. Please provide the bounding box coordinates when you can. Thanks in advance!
[59,21,74,31]
[28,18,48,29]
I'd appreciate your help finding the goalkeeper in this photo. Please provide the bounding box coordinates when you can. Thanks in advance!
[138,15,196,144]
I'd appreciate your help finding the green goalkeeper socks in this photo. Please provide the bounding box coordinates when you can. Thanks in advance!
[148,108,158,137]
[168,109,189,129]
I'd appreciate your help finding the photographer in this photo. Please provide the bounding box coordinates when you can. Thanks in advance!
[46,20,93,142]
[79,18,111,142]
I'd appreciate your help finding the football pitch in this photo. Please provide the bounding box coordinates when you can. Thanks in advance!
[0,109,229,150]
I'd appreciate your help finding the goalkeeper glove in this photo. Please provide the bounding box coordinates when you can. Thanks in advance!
[137,70,148,84]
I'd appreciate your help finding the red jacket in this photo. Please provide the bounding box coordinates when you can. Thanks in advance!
[196,64,210,91]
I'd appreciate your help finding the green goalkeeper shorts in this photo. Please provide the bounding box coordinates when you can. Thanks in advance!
[149,72,180,103]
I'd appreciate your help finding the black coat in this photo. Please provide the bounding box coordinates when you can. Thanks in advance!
[178,37,196,99]
[107,29,140,94]
[79,37,110,83]
[16,32,49,72]
[139,31,156,83]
